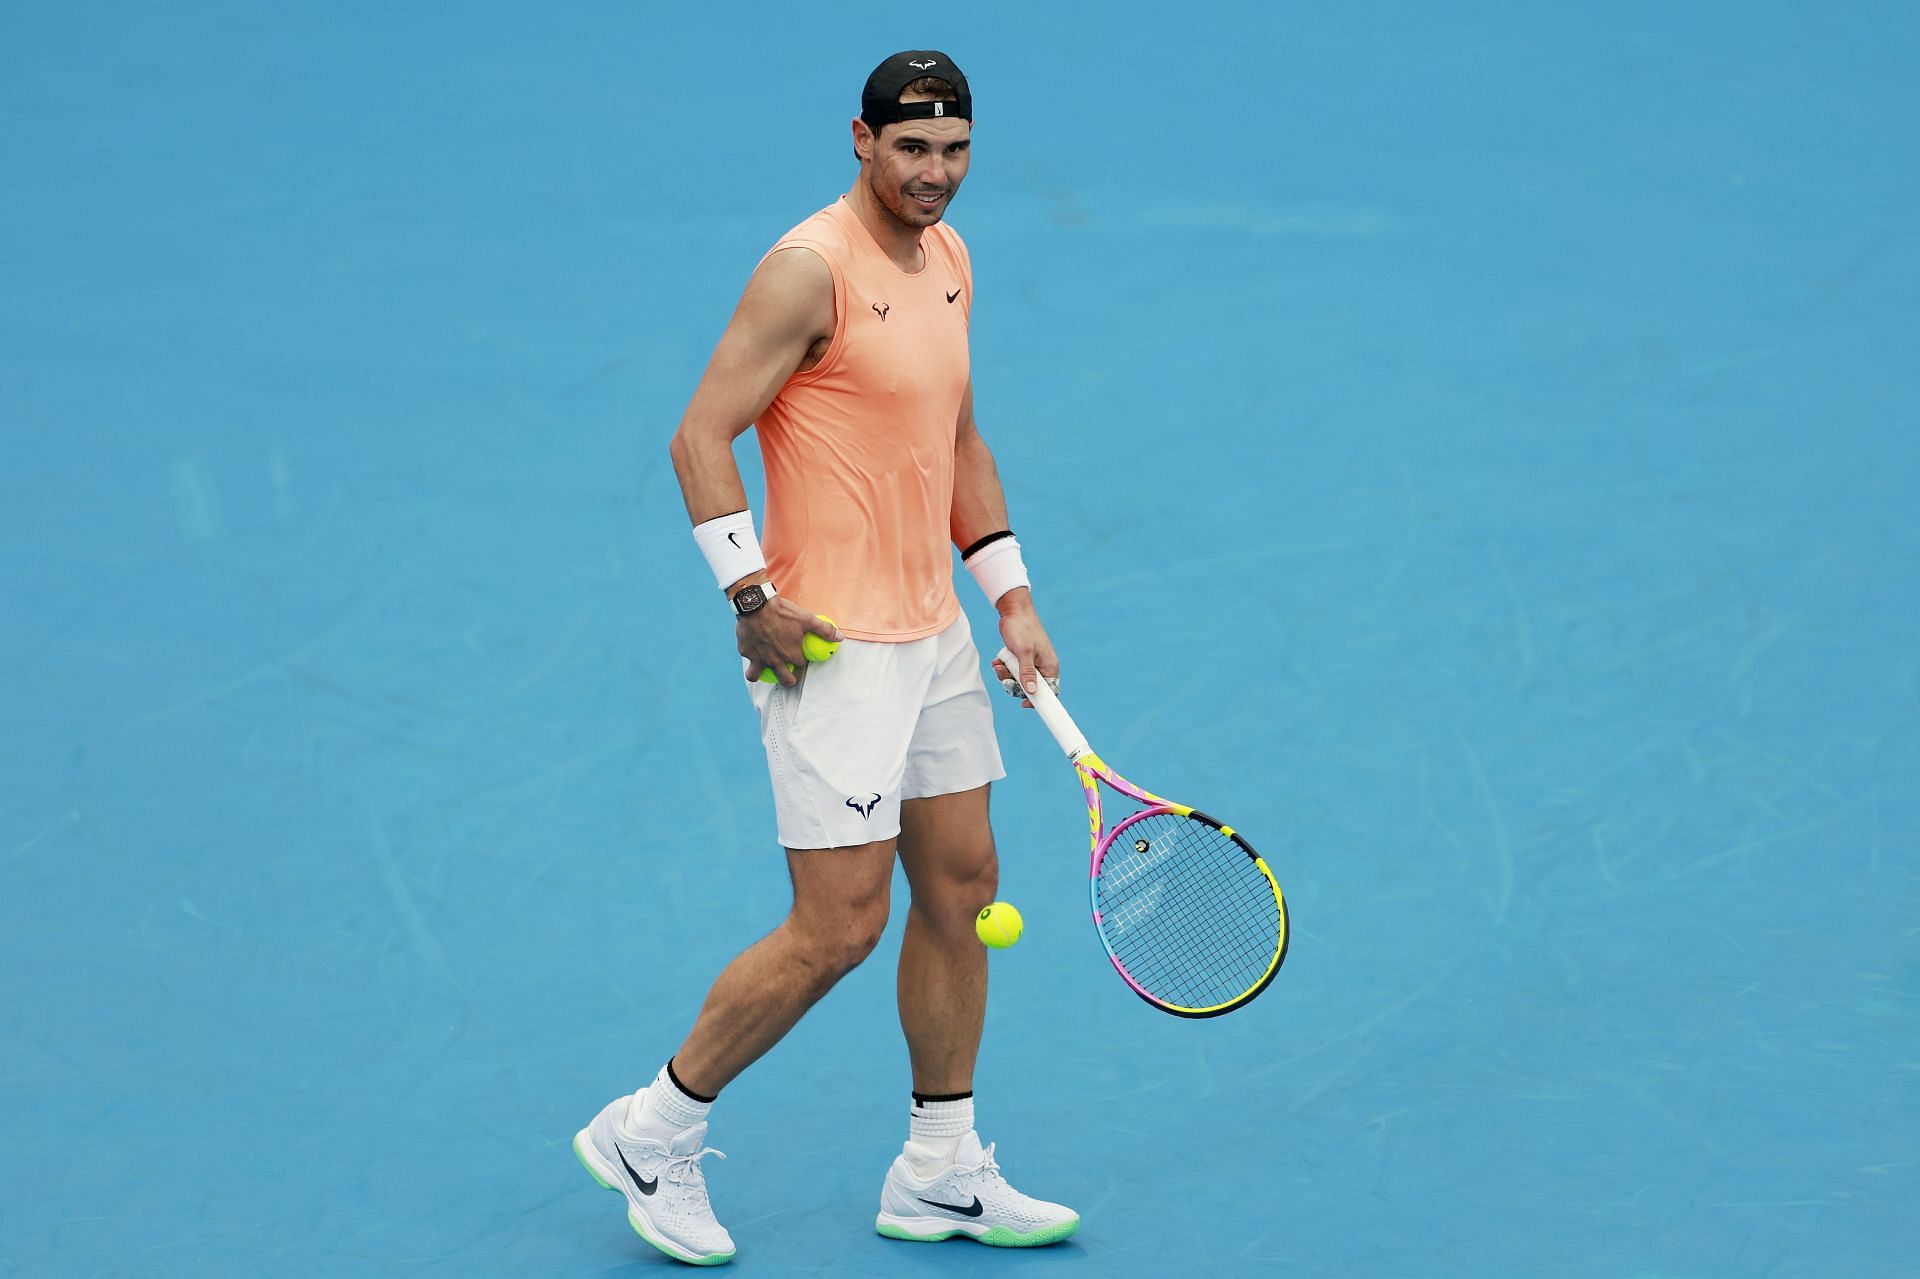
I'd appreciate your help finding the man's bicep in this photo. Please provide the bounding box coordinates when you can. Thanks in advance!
[681,249,834,440]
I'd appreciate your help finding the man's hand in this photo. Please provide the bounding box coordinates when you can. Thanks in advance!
[989,587,1058,707]
[740,601,841,686]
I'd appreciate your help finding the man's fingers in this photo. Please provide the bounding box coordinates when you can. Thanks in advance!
[805,614,841,642]
[990,656,1022,704]
[746,657,801,686]
[995,665,1058,702]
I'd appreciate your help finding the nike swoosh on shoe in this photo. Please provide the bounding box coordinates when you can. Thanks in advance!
[916,1194,984,1218]
[618,1147,659,1195]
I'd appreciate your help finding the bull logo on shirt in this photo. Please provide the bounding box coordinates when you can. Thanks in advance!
[872,302,889,321]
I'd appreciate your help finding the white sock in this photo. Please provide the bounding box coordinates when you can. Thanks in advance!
[624,1061,712,1141]
[905,1093,973,1176]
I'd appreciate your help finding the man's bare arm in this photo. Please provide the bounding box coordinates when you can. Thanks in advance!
[951,380,1057,692]
[951,381,1011,557]
[668,247,840,684]
[668,246,833,536]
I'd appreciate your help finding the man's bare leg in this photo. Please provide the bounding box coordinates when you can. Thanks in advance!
[876,783,1078,1246]
[896,785,999,1095]
[672,837,896,1096]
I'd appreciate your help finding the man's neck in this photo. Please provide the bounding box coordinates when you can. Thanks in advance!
[846,179,926,272]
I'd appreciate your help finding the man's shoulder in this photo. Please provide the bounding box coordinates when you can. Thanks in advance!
[755,203,850,295]
[771,200,854,254]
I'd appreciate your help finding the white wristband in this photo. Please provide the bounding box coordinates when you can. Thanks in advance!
[963,535,1030,606]
[693,510,766,590]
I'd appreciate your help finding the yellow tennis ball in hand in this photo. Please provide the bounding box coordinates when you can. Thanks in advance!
[975,901,1023,948]
[759,616,842,683]
[802,615,841,663]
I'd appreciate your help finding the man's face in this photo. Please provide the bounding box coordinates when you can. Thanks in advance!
[858,112,972,230]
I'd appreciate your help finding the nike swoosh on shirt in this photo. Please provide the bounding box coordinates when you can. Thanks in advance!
[618,1148,658,1195]
[916,1194,984,1217]
[946,289,962,303]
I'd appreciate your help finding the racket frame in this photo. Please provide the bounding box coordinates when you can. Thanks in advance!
[994,648,1289,1017]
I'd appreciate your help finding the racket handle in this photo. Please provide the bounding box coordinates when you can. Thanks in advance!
[995,646,1090,761]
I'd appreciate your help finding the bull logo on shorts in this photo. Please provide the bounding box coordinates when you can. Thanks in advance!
[846,793,883,818]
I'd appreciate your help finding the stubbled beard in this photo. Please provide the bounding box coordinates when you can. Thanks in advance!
[870,170,944,228]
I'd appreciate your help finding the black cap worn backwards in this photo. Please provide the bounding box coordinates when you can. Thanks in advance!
[860,51,972,129]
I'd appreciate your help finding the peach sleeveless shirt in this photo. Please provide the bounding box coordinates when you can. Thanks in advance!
[755,198,972,642]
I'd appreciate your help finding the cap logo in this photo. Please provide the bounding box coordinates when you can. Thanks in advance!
[933,102,944,116]
[908,58,937,70]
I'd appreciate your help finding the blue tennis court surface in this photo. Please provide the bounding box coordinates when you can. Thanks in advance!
[4,3,1915,1275]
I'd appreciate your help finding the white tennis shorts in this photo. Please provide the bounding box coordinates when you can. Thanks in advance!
[746,610,1004,850]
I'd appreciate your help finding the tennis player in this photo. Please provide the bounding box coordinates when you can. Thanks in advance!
[572,52,1078,1264]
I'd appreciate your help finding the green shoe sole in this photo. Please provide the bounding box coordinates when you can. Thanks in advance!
[876,1216,1080,1247]
[572,1133,617,1191]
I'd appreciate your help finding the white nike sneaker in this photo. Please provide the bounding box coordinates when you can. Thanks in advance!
[875,1130,1080,1247]
[573,1092,735,1266]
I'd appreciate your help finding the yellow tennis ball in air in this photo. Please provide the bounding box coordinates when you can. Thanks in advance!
[759,616,842,683]
[975,901,1023,949]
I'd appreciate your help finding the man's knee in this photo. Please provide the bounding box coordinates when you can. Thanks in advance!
[913,837,999,922]
[838,886,892,961]
[801,899,888,988]
[788,856,892,987]
[958,842,999,904]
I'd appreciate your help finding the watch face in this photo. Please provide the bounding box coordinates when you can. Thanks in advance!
[734,584,765,613]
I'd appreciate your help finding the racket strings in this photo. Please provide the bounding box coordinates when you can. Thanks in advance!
[1095,810,1281,1011]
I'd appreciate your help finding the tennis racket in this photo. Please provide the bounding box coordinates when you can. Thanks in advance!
[994,647,1289,1018]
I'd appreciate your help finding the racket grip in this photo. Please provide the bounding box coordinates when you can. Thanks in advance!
[995,645,1090,761]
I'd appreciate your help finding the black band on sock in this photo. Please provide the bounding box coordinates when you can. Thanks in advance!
[667,1056,719,1105]
[912,1089,974,1107]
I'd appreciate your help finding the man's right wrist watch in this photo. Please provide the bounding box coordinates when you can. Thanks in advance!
[730,580,777,617]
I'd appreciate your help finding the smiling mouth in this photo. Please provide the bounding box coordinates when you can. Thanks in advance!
[907,190,946,208]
